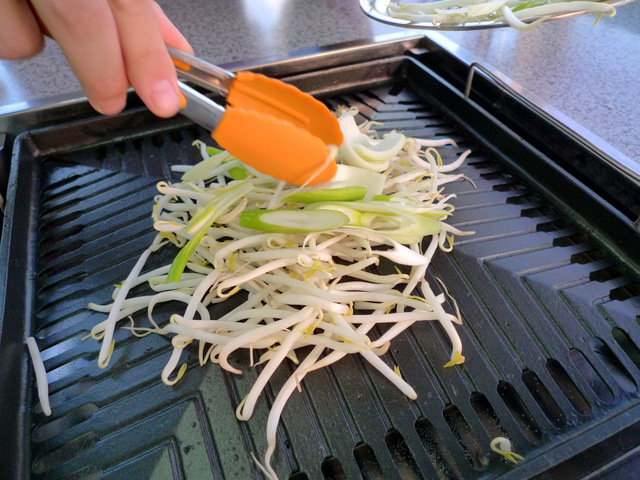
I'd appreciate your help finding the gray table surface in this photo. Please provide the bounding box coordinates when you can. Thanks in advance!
[1,0,638,167]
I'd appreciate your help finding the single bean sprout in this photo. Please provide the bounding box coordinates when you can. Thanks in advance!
[490,436,525,463]
[26,336,52,417]
[88,107,474,479]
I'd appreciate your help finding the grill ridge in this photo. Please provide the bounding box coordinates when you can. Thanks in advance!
[1,77,636,480]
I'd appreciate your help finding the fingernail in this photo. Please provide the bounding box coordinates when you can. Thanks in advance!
[92,96,126,115]
[150,80,180,117]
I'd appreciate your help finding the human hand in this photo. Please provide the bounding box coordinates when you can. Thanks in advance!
[0,0,193,118]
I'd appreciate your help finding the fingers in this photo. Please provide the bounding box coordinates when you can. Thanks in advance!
[0,0,44,59]
[28,0,191,117]
[107,0,182,118]
[30,0,129,115]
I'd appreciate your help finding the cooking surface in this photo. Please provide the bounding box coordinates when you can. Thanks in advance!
[0,0,639,165]
[1,44,640,479]
[2,2,640,479]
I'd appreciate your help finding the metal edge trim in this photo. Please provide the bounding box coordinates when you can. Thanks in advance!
[422,31,640,185]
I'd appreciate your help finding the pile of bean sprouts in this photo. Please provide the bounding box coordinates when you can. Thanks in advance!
[88,107,473,479]
[385,0,617,29]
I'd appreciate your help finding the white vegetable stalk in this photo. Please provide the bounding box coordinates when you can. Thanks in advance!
[97,237,162,368]
[26,337,52,416]
[88,107,474,479]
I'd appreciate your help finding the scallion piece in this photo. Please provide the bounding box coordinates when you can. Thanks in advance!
[313,201,442,244]
[167,181,253,282]
[183,181,253,236]
[282,186,366,204]
[224,159,249,180]
[182,145,230,182]
[239,209,350,233]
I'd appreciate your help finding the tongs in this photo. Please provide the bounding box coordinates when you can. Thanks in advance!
[169,47,343,186]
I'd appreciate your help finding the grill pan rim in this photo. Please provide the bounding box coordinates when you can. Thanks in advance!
[1,35,640,480]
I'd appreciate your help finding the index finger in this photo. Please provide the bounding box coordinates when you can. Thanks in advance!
[108,0,183,118]
[30,0,130,115]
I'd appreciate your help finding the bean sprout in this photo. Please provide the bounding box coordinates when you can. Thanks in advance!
[490,436,525,463]
[26,337,52,417]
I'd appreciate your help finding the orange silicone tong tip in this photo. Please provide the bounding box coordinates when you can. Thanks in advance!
[228,71,344,147]
[212,106,337,186]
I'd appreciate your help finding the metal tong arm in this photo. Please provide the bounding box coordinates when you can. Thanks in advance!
[168,46,235,95]
[177,81,225,132]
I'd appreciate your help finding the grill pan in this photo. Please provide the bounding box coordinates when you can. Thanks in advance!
[1,35,640,480]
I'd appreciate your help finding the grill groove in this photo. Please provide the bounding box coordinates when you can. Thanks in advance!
[2,78,636,480]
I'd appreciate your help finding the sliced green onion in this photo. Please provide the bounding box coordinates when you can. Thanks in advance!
[371,195,394,201]
[418,209,452,218]
[282,186,366,204]
[183,181,252,235]
[338,111,405,172]
[353,131,406,163]
[182,146,231,182]
[222,157,248,180]
[205,146,223,156]
[165,226,208,284]
[322,164,386,199]
[306,203,363,225]
[371,196,450,216]
[312,201,442,244]
[167,181,253,283]
[239,209,350,233]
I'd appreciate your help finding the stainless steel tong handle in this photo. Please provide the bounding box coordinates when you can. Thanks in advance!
[168,46,235,95]
[177,81,225,132]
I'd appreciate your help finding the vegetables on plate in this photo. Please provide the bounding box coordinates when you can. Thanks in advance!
[385,0,618,29]
[87,106,474,479]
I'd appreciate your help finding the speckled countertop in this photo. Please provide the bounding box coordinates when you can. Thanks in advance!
[1,0,639,166]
